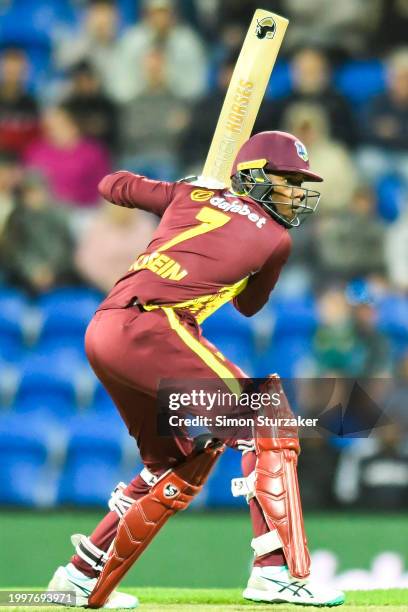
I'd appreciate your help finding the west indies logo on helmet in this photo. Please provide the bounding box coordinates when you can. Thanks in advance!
[230,131,323,229]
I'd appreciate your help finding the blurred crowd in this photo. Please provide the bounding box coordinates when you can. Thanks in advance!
[0,0,408,509]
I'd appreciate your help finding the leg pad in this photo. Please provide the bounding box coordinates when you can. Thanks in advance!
[88,439,223,608]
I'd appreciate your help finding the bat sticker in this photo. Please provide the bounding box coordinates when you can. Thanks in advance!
[256,16,276,40]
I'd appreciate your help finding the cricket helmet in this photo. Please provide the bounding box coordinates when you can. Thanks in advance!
[231,131,322,228]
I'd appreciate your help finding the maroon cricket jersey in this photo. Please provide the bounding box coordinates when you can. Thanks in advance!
[97,171,291,322]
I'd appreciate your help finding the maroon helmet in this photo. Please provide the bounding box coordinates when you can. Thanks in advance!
[231,131,322,228]
[231,130,323,182]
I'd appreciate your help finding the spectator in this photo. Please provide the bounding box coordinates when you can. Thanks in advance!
[75,203,156,292]
[385,211,408,291]
[118,48,188,180]
[216,1,283,32]
[179,53,236,174]
[350,300,391,376]
[23,105,111,208]
[334,424,408,510]
[0,172,76,295]
[293,378,340,509]
[283,103,358,214]
[0,48,40,156]
[357,47,408,185]
[54,0,122,101]
[315,287,390,377]
[314,288,358,375]
[112,0,208,103]
[376,0,408,54]
[258,47,356,148]
[280,0,382,59]
[387,353,408,435]
[0,152,21,236]
[316,186,386,281]
[63,61,118,152]
[297,438,339,510]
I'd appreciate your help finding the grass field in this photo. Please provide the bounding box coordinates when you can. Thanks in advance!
[3,512,408,588]
[2,513,407,610]
[1,588,407,611]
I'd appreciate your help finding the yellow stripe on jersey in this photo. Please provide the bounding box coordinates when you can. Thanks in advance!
[157,206,231,253]
[143,276,249,324]
[162,307,242,396]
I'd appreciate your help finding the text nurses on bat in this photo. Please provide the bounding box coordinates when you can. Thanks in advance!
[48,131,345,608]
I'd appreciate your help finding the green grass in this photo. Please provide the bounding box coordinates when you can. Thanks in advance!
[1,588,407,611]
[2,512,408,588]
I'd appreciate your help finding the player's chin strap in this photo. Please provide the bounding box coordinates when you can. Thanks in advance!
[232,374,311,579]
[88,436,224,608]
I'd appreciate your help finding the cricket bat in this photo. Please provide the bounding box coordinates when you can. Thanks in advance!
[202,9,289,186]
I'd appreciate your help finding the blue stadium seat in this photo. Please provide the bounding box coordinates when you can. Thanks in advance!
[0,288,27,362]
[29,344,88,369]
[377,295,408,357]
[270,294,318,336]
[0,0,76,46]
[253,296,316,376]
[214,338,256,376]
[58,415,128,505]
[256,335,314,378]
[13,351,80,418]
[376,175,404,223]
[266,60,292,99]
[0,414,50,505]
[203,302,253,340]
[202,303,252,338]
[118,0,139,25]
[335,60,386,105]
[36,287,102,352]
[38,287,103,309]
[202,303,257,374]
[89,384,120,417]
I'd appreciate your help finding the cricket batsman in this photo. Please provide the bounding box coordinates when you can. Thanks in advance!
[48,131,345,607]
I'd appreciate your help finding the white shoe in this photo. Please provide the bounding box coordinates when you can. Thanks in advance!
[47,563,139,608]
[243,566,345,607]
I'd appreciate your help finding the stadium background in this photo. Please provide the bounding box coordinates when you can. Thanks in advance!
[0,0,407,592]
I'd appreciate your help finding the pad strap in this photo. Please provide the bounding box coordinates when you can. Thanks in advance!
[108,469,158,518]
[235,439,256,454]
[108,482,136,518]
[231,470,256,502]
[140,467,159,487]
[71,534,108,572]
[251,530,283,556]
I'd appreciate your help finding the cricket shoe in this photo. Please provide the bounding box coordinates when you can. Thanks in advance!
[47,563,139,608]
[243,565,345,607]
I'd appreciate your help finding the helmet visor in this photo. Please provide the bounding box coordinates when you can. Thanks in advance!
[262,183,321,228]
[235,168,321,228]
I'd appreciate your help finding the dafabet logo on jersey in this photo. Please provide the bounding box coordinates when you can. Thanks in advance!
[191,189,214,202]
[210,196,267,229]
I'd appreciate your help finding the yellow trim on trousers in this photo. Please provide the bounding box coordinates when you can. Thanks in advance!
[162,307,242,396]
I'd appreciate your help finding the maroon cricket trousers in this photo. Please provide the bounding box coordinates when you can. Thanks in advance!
[85,304,248,471]
[71,304,284,576]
